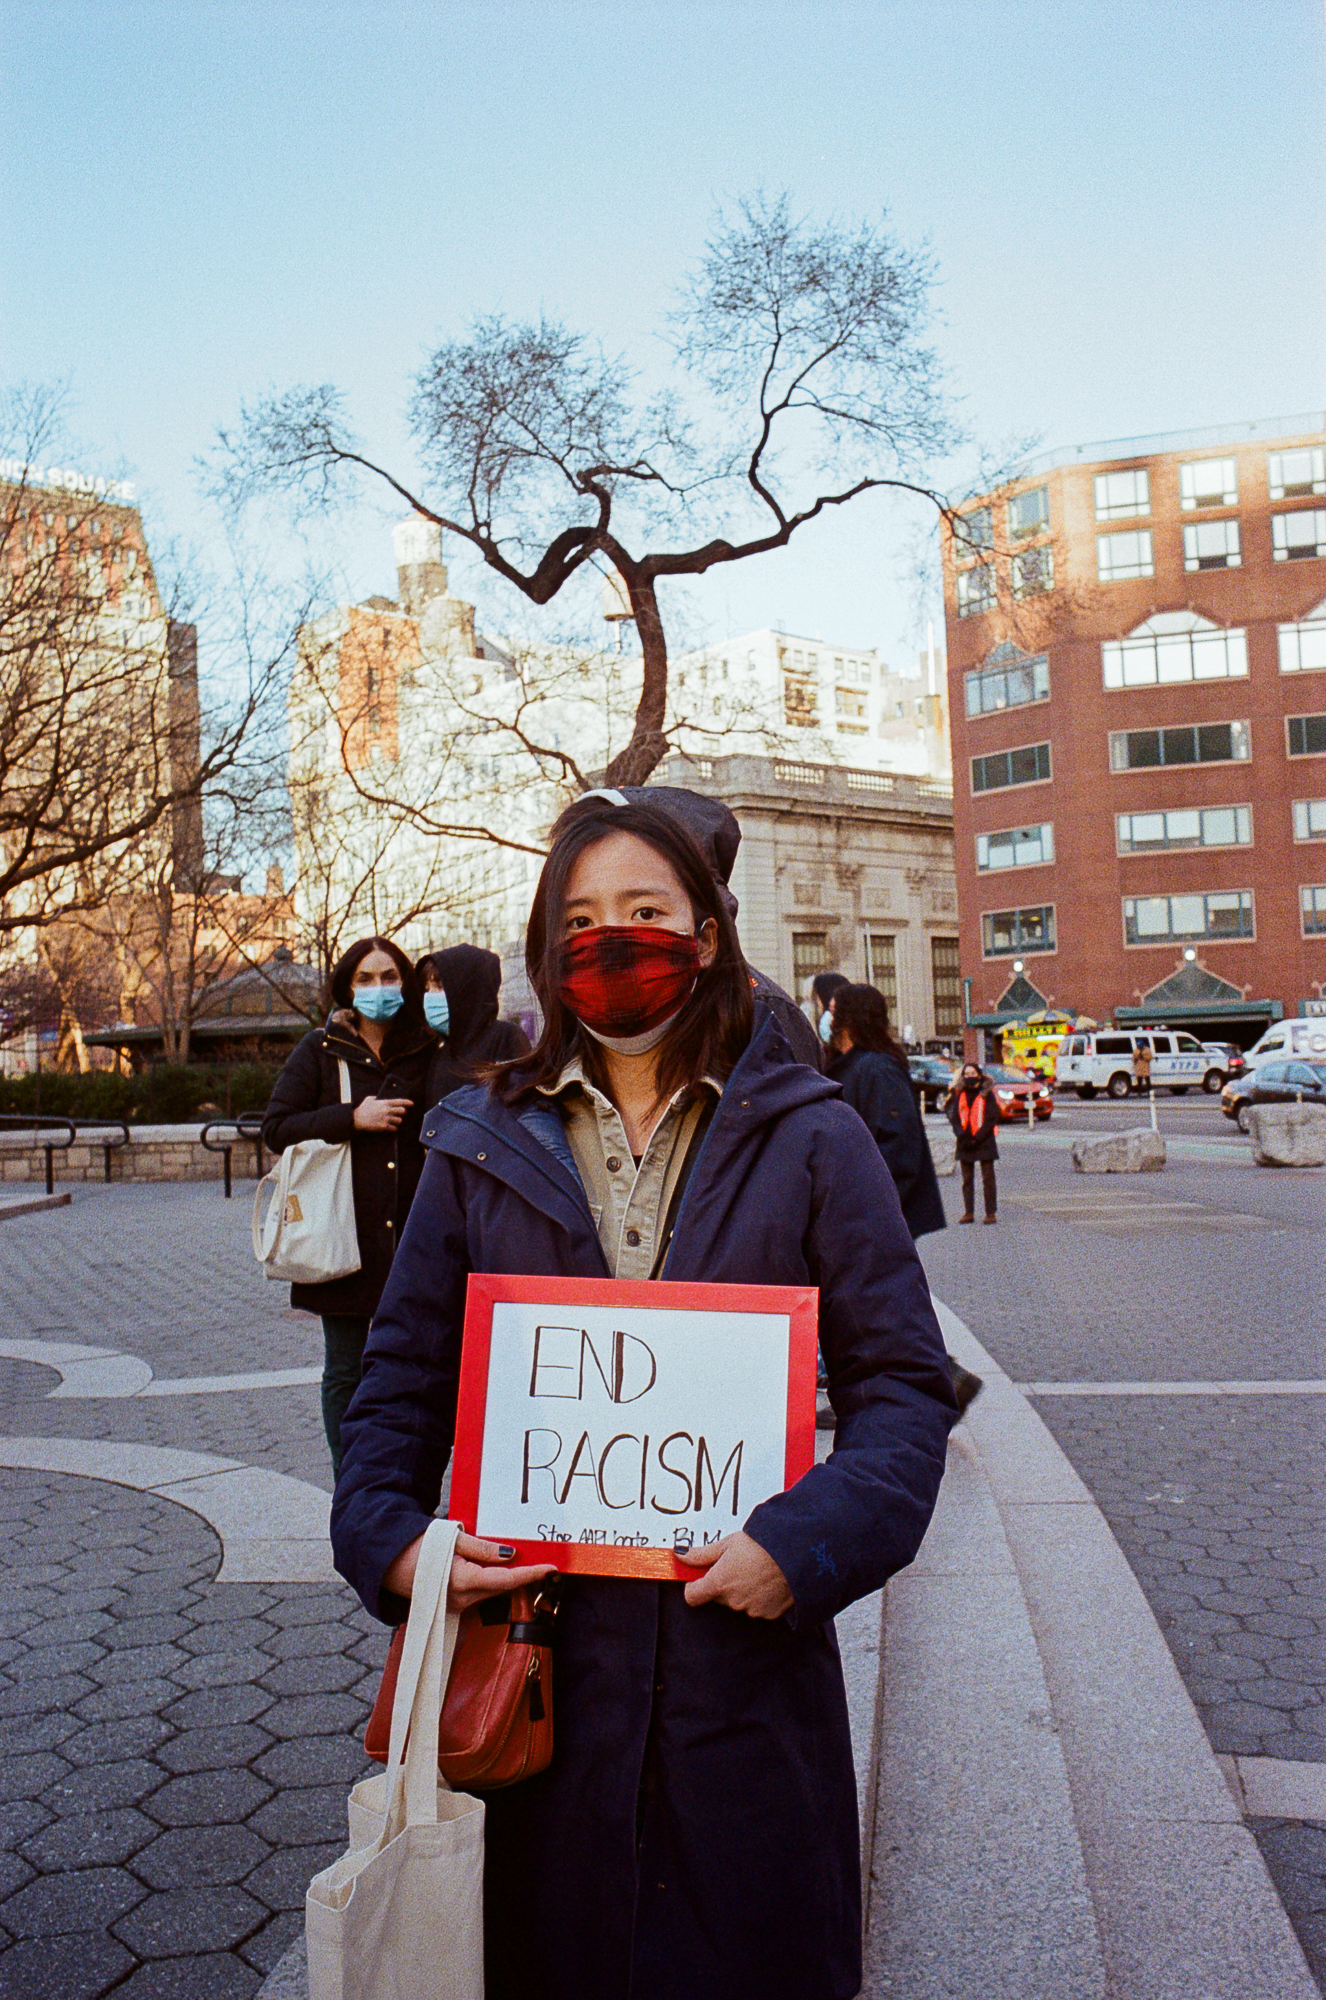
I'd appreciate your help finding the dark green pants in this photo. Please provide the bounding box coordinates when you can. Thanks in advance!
[320,1313,371,1480]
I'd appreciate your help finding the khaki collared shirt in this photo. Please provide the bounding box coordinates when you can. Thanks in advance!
[537,1058,721,1279]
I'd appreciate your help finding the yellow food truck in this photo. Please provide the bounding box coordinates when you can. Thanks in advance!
[1000,1017,1075,1079]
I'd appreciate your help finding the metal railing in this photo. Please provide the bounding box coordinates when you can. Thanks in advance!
[0,1114,131,1194]
[199,1116,266,1199]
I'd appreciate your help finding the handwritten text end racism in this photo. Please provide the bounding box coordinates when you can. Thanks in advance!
[466,1298,793,1563]
[523,1323,745,1518]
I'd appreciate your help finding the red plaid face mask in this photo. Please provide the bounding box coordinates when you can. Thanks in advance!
[556,926,703,1042]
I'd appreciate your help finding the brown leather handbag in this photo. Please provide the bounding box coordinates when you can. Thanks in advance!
[365,1583,556,1789]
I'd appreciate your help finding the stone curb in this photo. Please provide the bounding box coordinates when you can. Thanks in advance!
[0,1189,71,1220]
[917,1299,1318,2000]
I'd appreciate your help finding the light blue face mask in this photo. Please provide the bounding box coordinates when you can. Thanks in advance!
[353,985,404,1023]
[423,992,450,1035]
[818,1009,835,1045]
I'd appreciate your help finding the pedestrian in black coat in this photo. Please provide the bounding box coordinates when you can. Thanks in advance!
[334,796,957,2000]
[261,937,436,1474]
[945,1060,1001,1223]
[417,942,530,1106]
[827,983,946,1239]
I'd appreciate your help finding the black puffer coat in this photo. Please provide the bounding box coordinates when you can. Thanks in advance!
[829,1045,947,1239]
[261,1012,435,1316]
[421,944,531,1106]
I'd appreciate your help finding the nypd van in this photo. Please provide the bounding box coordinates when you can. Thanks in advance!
[1054,1029,1222,1099]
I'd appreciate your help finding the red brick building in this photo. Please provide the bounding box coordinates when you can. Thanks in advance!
[941,415,1326,1048]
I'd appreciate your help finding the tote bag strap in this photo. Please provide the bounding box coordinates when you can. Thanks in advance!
[382,1519,463,1830]
[339,1058,353,1106]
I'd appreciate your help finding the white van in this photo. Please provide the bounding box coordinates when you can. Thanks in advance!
[1243,1018,1326,1070]
[1055,1029,1221,1099]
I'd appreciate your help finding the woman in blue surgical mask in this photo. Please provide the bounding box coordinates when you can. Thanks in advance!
[261,937,438,1476]
[418,943,532,1108]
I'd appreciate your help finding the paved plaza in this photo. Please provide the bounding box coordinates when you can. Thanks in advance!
[919,1095,1325,1991]
[0,1104,1321,1996]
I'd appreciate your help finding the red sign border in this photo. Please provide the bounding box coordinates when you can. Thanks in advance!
[449,1272,819,1580]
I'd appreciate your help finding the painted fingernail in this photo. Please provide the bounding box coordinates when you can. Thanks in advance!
[497,1545,517,1558]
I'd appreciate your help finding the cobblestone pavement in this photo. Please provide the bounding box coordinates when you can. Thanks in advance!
[919,1105,1325,1990]
[0,1187,386,1997]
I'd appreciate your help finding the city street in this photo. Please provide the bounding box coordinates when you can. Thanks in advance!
[0,1116,1320,1996]
[919,1093,1325,1989]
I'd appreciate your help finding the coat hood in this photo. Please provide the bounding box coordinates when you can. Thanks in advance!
[419,943,502,1054]
[612,785,743,920]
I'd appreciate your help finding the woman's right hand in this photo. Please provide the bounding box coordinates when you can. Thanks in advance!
[354,1095,413,1132]
[382,1531,556,1612]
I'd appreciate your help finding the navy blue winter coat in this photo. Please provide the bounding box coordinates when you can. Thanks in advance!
[829,1046,948,1240]
[334,1016,956,2000]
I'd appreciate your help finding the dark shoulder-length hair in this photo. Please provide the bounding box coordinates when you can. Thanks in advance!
[327,935,431,1054]
[492,796,754,1106]
[832,982,910,1072]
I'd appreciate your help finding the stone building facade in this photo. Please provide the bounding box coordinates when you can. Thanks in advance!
[652,753,958,1047]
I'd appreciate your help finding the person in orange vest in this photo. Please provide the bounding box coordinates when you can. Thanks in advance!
[945,1060,1000,1224]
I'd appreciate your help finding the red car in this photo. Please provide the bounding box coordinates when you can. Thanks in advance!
[983,1064,1054,1122]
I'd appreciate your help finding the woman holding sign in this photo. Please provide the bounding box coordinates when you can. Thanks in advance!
[333,797,957,2000]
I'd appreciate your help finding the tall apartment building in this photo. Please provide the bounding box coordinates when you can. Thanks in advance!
[670,628,950,783]
[942,415,1326,1045]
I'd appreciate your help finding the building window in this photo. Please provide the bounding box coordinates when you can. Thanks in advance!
[792,931,828,1006]
[965,652,1049,718]
[931,937,963,1034]
[1179,458,1238,510]
[1123,891,1254,946]
[981,905,1055,957]
[1269,448,1325,500]
[1279,604,1326,672]
[783,673,818,726]
[1183,519,1241,571]
[1094,468,1150,520]
[1103,623,1246,688]
[835,686,868,721]
[971,742,1052,793]
[1011,545,1054,597]
[1288,714,1326,757]
[956,563,995,617]
[863,933,897,1009]
[976,823,1055,871]
[952,506,993,558]
[1110,720,1250,771]
[1293,798,1326,841]
[1097,530,1153,581]
[1116,805,1251,853]
[1302,886,1326,936]
[1007,486,1049,538]
[1273,511,1326,562]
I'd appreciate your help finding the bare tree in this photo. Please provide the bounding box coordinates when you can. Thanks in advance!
[214,193,959,788]
[0,387,292,934]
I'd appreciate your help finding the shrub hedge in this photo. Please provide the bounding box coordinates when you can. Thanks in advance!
[0,1061,284,1124]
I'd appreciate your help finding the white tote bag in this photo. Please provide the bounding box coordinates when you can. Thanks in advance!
[252,1059,363,1286]
[306,1519,485,2000]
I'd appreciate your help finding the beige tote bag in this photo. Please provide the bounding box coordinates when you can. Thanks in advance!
[306,1519,485,2000]
[252,1059,362,1286]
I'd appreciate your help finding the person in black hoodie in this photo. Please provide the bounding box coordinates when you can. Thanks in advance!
[945,1060,1001,1224]
[261,937,436,1477]
[418,943,531,1106]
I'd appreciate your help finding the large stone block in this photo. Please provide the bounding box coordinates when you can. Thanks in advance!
[1071,1127,1166,1174]
[1246,1101,1326,1168]
[926,1128,957,1178]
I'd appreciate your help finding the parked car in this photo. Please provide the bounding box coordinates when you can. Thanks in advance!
[981,1064,1054,1122]
[1225,1059,1326,1132]
[1056,1029,1222,1098]
[908,1054,958,1111]
[1219,1072,1259,1124]
[1202,1042,1246,1085]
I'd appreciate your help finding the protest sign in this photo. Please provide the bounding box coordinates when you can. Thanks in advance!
[449,1274,818,1579]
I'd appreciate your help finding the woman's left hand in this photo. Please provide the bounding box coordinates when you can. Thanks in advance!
[682,1532,793,1620]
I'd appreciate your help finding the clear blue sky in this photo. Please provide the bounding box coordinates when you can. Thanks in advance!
[3,0,1323,670]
